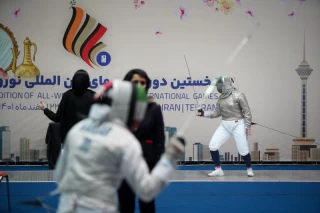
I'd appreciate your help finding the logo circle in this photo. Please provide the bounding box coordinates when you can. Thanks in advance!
[96,51,111,66]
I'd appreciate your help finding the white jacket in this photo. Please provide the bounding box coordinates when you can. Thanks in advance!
[54,104,174,213]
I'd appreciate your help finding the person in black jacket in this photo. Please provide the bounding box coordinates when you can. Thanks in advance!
[118,69,165,213]
[39,69,95,143]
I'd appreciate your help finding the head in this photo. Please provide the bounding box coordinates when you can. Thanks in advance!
[215,76,235,98]
[123,69,151,93]
[93,80,148,132]
[72,69,90,93]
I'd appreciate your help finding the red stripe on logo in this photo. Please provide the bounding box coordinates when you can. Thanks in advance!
[81,25,107,67]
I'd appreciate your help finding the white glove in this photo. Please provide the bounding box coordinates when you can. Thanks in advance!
[165,135,186,162]
[196,107,204,117]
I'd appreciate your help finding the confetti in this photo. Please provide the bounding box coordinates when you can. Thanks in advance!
[288,11,296,19]
[220,0,235,15]
[203,0,215,7]
[154,29,163,35]
[134,0,145,9]
[176,5,190,20]
[235,0,242,6]
[245,9,255,17]
[12,8,21,18]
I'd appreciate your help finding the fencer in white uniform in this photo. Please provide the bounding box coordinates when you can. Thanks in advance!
[197,76,254,177]
[54,80,186,213]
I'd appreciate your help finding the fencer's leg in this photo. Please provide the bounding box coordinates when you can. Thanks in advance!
[210,150,221,167]
[208,123,232,177]
[232,120,254,177]
[242,153,252,168]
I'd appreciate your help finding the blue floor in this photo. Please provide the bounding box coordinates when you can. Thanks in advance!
[1,182,320,213]
[176,165,320,170]
[1,165,320,171]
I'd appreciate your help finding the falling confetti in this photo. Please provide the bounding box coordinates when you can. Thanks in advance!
[134,0,145,9]
[69,0,76,9]
[205,0,238,15]
[235,0,242,6]
[299,0,306,5]
[220,0,235,15]
[12,8,21,18]
[245,9,255,17]
[203,0,215,7]
[288,11,296,19]
[176,5,190,20]
[154,29,163,35]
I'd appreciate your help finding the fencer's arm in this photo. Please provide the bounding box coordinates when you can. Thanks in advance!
[238,93,252,128]
[120,136,174,202]
[203,101,222,119]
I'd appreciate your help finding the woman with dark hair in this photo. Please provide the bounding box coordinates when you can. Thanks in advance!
[118,69,165,213]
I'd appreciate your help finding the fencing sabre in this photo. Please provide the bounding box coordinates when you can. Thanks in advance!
[232,77,319,145]
[251,122,320,145]
[232,79,319,145]
[178,22,261,135]
[184,55,199,107]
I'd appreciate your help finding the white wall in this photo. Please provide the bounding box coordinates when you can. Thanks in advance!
[0,0,319,161]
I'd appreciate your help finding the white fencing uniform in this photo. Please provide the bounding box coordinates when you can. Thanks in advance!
[54,104,176,213]
[203,89,251,155]
[198,76,254,177]
[208,119,249,155]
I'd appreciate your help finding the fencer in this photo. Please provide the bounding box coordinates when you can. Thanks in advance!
[197,76,254,177]
[53,80,186,213]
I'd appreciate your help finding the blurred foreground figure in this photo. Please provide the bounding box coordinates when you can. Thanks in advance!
[119,69,165,213]
[54,80,186,213]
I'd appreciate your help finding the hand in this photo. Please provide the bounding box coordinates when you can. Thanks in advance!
[246,127,251,136]
[196,107,204,117]
[165,135,186,161]
[39,101,47,110]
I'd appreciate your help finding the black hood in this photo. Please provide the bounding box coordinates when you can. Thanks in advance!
[72,70,90,95]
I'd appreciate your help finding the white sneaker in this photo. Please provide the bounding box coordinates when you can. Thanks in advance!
[208,168,224,177]
[247,168,254,177]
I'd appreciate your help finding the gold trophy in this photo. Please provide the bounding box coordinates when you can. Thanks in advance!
[11,37,40,79]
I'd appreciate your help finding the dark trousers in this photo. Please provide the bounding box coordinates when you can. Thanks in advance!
[118,160,157,213]
[45,123,62,169]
